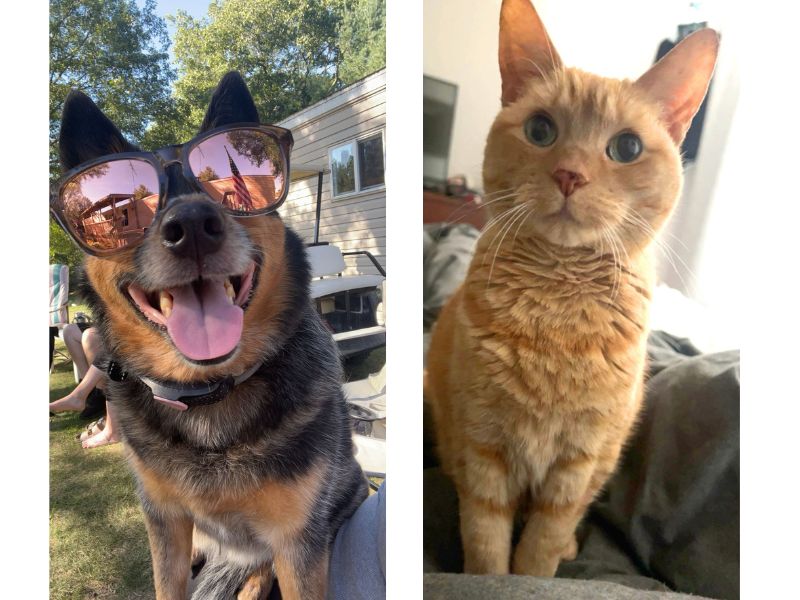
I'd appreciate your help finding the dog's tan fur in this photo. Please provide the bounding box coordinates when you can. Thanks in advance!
[85,217,290,383]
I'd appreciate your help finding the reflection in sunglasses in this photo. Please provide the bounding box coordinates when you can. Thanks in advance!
[190,130,285,210]
[56,127,290,254]
[64,160,159,251]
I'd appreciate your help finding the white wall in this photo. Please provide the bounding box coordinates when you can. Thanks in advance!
[424,0,503,191]
[424,0,741,321]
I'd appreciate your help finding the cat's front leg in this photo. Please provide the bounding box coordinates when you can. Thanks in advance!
[512,443,623,576]
[456,443,519,574]
[511,454,597,577]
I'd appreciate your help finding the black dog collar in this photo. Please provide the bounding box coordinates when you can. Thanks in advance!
[107,360,261,412]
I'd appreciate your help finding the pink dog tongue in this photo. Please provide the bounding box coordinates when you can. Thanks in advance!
[165,279,243,360]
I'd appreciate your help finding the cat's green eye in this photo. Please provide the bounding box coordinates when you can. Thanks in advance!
[606,132,643,163]
[525,114,558,147]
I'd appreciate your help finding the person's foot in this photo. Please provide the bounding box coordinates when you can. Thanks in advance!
[81,427,119,449]
[77,417,105,442]
[49,391,87,413]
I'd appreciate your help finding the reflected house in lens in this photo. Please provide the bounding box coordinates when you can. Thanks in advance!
[80,191,159,249]
[198,174,278,211]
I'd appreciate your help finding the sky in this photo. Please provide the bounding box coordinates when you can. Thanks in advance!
[137,0,210,39]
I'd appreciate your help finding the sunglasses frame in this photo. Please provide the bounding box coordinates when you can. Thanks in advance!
[50,123,294,257]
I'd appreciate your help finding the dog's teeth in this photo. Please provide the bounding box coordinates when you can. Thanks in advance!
[224,279,235,303]
[159,291,173,318]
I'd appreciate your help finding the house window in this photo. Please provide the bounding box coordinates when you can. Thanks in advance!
[329,132,384,197]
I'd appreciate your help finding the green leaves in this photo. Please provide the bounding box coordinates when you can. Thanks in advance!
[169,0,385,129]
[50,0,175,179]
[339,0,386,84]
[50,218,84,269]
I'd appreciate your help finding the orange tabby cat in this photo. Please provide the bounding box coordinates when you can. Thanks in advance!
[426,0,718,577]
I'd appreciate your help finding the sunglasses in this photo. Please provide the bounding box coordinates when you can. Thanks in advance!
[50,123,294,256]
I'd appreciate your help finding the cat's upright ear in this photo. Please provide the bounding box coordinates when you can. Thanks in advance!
[59,90,137,170]
[200,71,260,132]
[499,0,562,106]
[634,29,719,144]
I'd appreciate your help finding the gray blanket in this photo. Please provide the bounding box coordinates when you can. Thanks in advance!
[423,224,740,600]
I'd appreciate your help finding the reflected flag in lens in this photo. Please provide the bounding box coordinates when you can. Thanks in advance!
[188,127,286,212]
[224,145,254,211]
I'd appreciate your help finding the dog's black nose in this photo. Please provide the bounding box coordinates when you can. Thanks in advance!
[161,201,225,259]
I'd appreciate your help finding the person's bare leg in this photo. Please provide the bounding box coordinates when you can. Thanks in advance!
[82,402,120,449]
[81,328,106,391]
[49,364,105,412]
[61,324,89,380]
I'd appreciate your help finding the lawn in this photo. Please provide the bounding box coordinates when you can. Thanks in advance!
[49,341,384,599]
[49,350,154,600]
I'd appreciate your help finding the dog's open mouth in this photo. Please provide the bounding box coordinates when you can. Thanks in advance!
[127,261,257,362]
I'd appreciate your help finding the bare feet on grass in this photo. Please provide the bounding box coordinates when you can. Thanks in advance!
[82,428,119,449]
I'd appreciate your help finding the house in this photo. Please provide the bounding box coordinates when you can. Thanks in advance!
[278,68,386,277]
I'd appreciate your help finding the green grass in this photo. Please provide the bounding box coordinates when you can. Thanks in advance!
[49,346,153,600]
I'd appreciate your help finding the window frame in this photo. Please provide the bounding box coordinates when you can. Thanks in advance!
[327,129,385,199]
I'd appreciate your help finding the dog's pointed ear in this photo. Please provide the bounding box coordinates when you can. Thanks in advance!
[200,72,260,132]
[59,90,137,170]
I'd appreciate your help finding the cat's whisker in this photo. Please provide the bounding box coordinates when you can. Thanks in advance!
[480,203,529,267]
[480,204,519,234]
[482,186,517,198]
[543,37,559,74]
[610,224,631,270]
[442,192,520,227]
[423,201,517,272]
[511,206,536,250]
[482,203,529,259]
[622,211,697,289]
[601,224,622,301]
[480,201,526,239]
[487,204,532,286]
[482,201,527,235]
[611,227,632,299]
[625,206,689,251]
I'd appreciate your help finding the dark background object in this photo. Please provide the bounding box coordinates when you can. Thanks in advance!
[424,76,458,189]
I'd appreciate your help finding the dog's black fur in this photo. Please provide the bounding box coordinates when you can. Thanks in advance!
[61,72,368,599]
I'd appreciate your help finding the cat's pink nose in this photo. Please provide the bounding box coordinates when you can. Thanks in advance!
[552,168,588,197]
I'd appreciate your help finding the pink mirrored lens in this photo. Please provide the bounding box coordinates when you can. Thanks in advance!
[188,129,285,211]
[60,159,159,252]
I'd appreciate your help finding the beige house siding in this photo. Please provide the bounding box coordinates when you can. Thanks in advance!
[278,69,386,276]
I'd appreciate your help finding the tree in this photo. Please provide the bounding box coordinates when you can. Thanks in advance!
[133,184,155,201]
[196,166,220,182]
[226,130,283,169]
[337,0,385,84]
[50,219,84,268]
[50,0,175,268]
[50,0,175,179]
[165,0,384,137]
